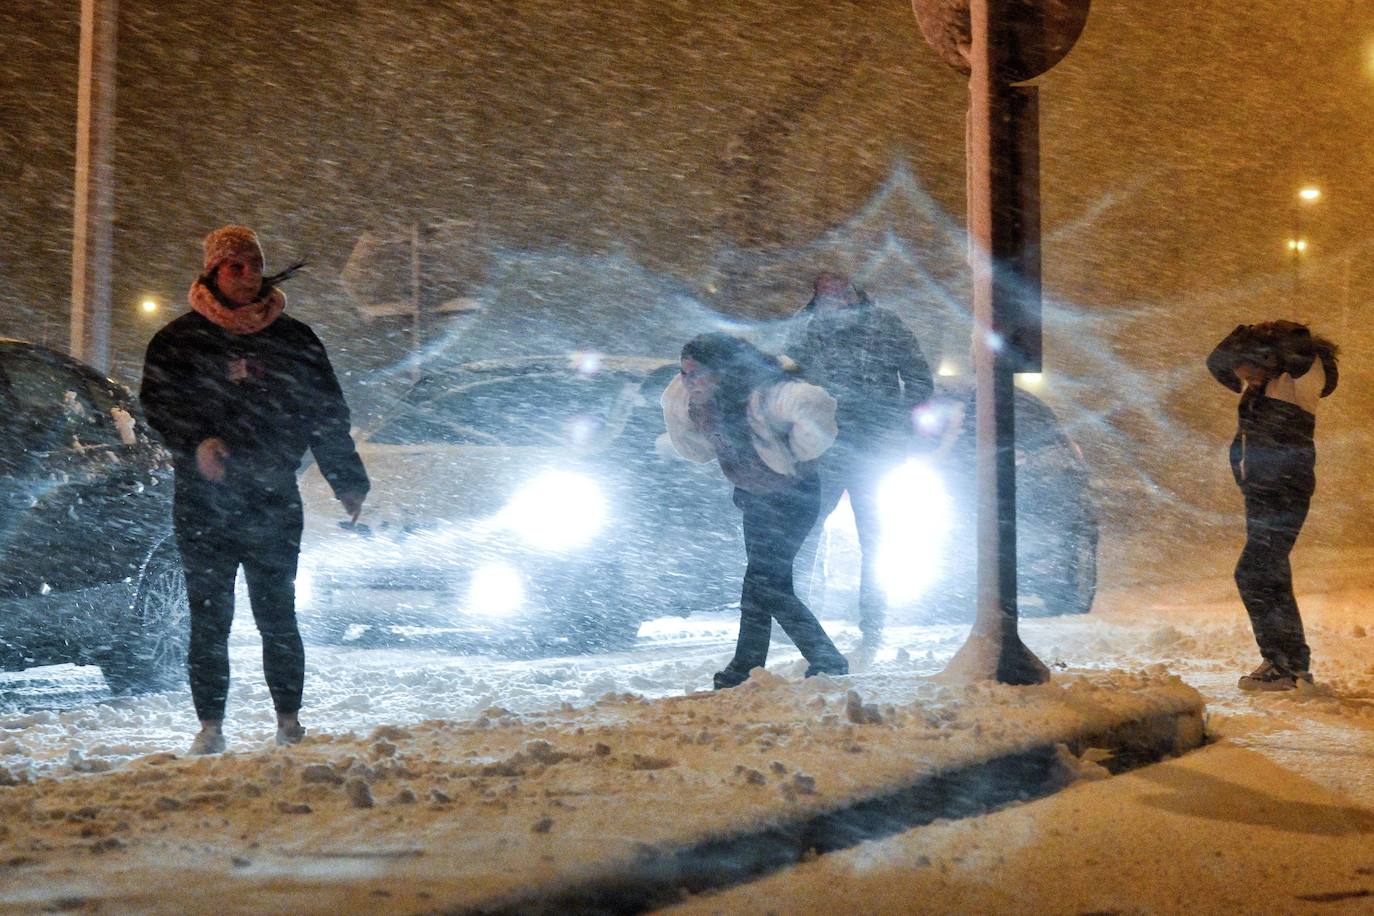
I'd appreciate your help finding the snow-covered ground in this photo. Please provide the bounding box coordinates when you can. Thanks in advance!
[0,544,1371,914]
[665,552,1374,915]
[3,544,1371,783]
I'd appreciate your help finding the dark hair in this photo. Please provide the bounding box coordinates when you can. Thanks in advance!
[1246,321,1340,397]
[680,332,789,450]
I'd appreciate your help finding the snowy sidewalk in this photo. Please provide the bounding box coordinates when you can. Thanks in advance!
[660,554,1374,915]
[662,726,1374,916]
[0,668,1201,915]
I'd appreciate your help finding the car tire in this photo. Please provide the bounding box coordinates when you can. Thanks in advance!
[1022,524,1098,618]
[101,536,189,696]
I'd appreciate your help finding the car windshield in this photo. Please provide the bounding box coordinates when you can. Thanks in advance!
[369,369,646,448]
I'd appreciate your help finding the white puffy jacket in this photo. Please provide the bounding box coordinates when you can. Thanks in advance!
[660,374,838,476]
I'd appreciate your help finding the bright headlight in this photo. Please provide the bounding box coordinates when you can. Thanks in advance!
[467,562,525,617]
[874,460,952,604]
[498,471,607,552]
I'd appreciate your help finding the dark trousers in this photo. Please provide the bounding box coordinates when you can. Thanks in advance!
[175,495,305,721]
[726,474,848,677]
[795,442,888,637]
[1236,476,1313,673]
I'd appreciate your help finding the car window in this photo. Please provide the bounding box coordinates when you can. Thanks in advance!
[371,370,644,448]
[0,349,123,453]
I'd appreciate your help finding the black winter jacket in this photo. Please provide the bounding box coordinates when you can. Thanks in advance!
[140,311,369,506]
[784,294,933,447]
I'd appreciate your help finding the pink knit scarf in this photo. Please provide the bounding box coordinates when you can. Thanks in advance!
[188,281,285,335]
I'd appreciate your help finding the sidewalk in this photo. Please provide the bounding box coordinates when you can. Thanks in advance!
[661,559,1374,916]
[662,734,1374,915]
[0,668,1202,915]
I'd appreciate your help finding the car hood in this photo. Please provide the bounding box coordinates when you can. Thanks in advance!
[299,441,588,558]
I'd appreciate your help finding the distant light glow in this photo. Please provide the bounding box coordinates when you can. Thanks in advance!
[498,471,607,551]
[936,360,959,377]
[572,351,603,376]
[140,298,158,313]
[913,400,961,439]
[1298,186,1321,202]
[1016,372,1044,388]
[1287,238,1309,253]
[467,563,525,617]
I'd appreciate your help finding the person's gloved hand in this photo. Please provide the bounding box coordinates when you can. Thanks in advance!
[194,437,231,482]
[338,490,366,523]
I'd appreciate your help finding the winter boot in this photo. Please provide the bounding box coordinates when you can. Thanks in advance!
[188,729,227,756]
[1238,660,1299,692]
[804,658,849,679]
[712,666,751,690]
[275,723,307,747]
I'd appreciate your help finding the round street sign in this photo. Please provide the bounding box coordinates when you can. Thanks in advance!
[911,0,1091,81]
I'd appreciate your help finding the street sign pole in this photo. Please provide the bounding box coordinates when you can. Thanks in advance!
[71,0,117,373]
[912,0,1089,683]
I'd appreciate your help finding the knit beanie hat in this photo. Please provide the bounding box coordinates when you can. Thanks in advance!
[202,225,265,273]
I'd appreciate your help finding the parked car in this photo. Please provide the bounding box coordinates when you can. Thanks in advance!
[296,355,1097,652]
[0,340,186,694]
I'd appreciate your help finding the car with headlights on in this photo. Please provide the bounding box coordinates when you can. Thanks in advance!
[295,355,742,652]
[0,340,186,695]
[296,356,1096,654]
[806,378,1099,624]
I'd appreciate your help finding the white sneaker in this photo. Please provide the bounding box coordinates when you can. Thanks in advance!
[188,730,227,756]
[275,723,306,747]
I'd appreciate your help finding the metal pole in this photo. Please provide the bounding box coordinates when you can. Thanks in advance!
[70,0,117,373]
[941,0,1050,685]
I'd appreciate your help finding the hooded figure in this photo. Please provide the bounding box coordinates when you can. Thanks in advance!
[140,225,369,754]
[662,332,849,688]
[783,273,933,647]
[1207,320,1338,691]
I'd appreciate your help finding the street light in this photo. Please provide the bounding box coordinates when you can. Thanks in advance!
[139,297,158,314]
[1290,186,1321,306]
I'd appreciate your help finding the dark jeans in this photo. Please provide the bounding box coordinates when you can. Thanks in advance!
[725,474,848,679]
[1236,475,1313,673]
[175,491,305,721]
[794,442,889,637]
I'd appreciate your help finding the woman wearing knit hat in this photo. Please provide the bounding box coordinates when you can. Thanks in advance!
[140,225,370,755]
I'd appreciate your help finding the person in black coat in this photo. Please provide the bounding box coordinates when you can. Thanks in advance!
[784,272,933,649]
[1207,320,1338,691]
[141,225,369,754]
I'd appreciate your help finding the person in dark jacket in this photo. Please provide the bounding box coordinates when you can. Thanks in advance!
[662,332,849,688]
[141,225,369,754]
[784,272,934,648]
[1207,320,1338,691]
